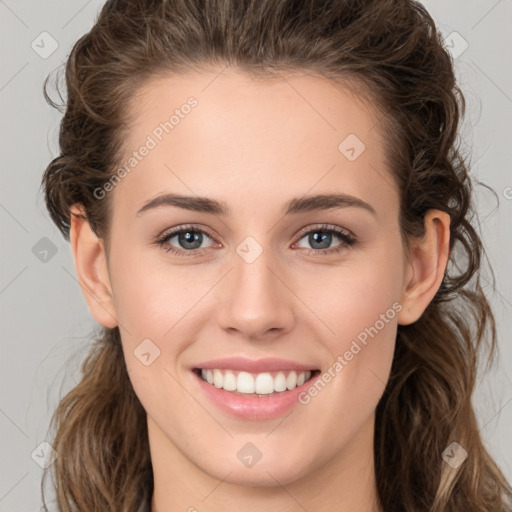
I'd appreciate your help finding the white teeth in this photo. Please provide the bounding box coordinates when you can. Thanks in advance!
[237,371,255,393]
[255,373,274,394]
[222,371,237,391]
[286,371,297,390]
[198,369,314,395]
[274,372,287,392]
[213,369,223,388]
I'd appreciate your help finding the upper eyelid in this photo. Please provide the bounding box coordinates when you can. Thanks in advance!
[295,224,353,238]
[160,224,217,241]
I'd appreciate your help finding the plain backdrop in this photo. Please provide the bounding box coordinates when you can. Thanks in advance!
[1,0,511,510]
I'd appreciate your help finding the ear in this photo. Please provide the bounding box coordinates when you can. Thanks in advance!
[69,204,118,328]
[397,209,451,325]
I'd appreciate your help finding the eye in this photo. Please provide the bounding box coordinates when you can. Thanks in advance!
[154,224,218,256]
[293,224,356,255]
[154,223,357,257]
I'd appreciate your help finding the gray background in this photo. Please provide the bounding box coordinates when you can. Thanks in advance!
[1,0,511,510]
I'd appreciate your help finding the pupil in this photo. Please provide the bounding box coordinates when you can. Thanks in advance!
[310,231,331,249]
[179,231,202,249]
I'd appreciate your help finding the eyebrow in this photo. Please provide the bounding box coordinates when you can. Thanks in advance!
[136,192,377,217]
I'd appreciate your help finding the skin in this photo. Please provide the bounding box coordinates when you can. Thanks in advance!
[69,68,450,512]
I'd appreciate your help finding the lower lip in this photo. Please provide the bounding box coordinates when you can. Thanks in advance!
[192,370,320,420]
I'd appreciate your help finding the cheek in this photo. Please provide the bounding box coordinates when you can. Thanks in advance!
[110,258,200,414]
[110,234,404,345]
[304,254,403,343]
[109,252,205,339]
[298,249,403,396]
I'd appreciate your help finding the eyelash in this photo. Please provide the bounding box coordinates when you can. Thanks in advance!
[154,223,357,257]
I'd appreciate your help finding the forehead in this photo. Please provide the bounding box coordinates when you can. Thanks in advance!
[112,68,398,219]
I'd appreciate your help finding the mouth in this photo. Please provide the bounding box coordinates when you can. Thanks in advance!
[192,368,321,397]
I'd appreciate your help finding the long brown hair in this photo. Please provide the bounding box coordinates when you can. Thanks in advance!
[40,0,512,510]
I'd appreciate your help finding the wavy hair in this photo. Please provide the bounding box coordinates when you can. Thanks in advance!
[40,0,512,510]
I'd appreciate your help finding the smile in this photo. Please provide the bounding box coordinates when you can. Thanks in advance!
[194,368,319,396]
[191,367,321,420]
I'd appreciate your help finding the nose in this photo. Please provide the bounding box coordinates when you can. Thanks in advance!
[216,247,296,342]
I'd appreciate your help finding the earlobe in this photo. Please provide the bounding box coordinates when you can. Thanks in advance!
[69,204,118,328]
[397,209,451,325]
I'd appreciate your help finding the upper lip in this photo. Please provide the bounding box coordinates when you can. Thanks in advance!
[193,357,319,373]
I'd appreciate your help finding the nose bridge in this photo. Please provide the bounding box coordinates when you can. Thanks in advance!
[216,239,295,339]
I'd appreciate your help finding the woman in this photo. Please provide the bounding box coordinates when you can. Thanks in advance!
[40,0,512,510]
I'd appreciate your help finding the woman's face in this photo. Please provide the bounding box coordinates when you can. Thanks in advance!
[104,69,410,486]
